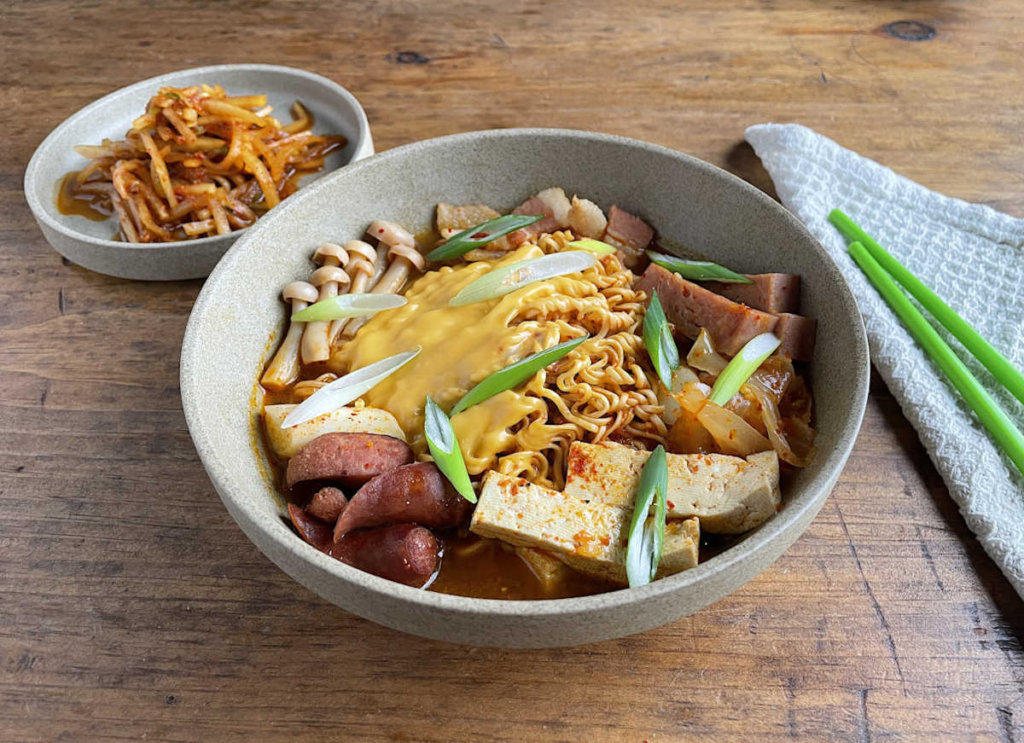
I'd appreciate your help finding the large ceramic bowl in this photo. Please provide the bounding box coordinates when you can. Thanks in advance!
[25,64,374,281]
[181,128,869,647]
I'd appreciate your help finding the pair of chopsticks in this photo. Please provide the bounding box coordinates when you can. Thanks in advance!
[829,208,1024,477]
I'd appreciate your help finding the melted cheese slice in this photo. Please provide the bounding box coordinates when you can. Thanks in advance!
[331,244,568,471]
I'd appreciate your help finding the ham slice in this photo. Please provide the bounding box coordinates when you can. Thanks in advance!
[702,273,801,314]
[636,264,778,356]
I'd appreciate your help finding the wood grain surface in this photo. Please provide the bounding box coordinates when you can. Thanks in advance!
[2,1,1022,741]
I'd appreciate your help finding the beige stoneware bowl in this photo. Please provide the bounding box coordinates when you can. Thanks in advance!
[180,128,869,647]
[25,64,373,280]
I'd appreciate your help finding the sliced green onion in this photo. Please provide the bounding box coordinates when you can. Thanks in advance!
[566,238,617,254]
[291,293,406,322]
[423,396,476,503]
[281,348,420,427]
[642,291,679,389]
[427,214,544,262]
[708,332,781,406]
[449,251,598,307]
[450,335,590,415]
[647,251,753,284]
[625,445,668,588]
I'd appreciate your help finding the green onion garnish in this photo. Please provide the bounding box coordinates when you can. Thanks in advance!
[846,240,1024,477]
[566,238,617,254]
[707,332,781,406]
[291,293,406,322]
[450,335,590,415]
[625,445,668,588]
[830,208,1024,408]
[282,347,420,427]
[449,251,597,307]
[423,396,476,503]
[642,290,679,389]
[427,214,545,262]
[647,251,753,284]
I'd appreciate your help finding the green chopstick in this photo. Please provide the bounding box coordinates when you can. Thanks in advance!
[830,208,1024,407]
[847,241,1024,476]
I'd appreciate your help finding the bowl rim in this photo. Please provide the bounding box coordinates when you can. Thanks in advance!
[181,127,869,619]
[24,63,372,252]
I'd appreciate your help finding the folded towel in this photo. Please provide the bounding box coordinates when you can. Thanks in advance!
[745,123,1024,599]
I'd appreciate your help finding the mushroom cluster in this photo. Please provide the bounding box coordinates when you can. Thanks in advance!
[260,221,427,391]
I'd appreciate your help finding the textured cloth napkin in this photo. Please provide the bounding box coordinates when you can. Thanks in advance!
[745,123,1024,599]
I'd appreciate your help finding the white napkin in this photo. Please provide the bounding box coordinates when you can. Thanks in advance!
[745,123,1024,599]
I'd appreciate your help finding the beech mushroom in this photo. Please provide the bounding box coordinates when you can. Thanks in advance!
[328,240,377,346]
[261,281,319,390]
[301,243,351,364]
[341,220,426,339]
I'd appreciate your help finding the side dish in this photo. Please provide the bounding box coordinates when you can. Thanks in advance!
[58,84,345,242]
[257,188,817,599]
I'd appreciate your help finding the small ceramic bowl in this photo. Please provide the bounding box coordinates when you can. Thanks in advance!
[24,64,374,281]
[181,128,869,648]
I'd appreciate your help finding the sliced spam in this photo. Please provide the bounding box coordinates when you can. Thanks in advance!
[563,441,780,535]
[262,404,406,460]
[702,273,800,314]
[635,263,816,361]
[773,313,817,365]
[471,471,699,585]
[637,263,778,355]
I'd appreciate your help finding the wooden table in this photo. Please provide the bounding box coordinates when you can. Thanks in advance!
[3,1,1022,740]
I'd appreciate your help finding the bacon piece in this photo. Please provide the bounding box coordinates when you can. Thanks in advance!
[435,202,500,239]
[567,196,607,239]
[602,205,654,268]
[534,187,571,226]
[507,188,571,246]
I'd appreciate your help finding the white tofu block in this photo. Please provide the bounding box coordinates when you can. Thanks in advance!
[563,441,780,535]
[515,547,571,593]
[471,472,699,585]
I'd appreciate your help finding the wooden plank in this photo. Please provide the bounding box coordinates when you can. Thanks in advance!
[0,1,1021,741]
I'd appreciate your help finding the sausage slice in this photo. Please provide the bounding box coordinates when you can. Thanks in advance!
[289,504,440,587]
[285,432,414,490]
[333,524,440,587]
[307,486,348,524]
[287,503,333,552]
[334,462,472,539]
